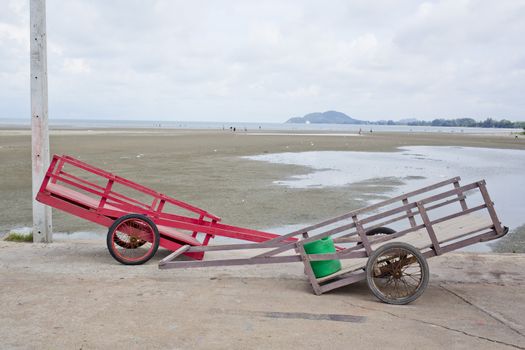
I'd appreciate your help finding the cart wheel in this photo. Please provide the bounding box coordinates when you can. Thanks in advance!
[107,214,160,265]
[365,242,429,305]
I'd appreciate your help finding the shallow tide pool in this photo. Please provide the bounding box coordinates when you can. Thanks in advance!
[248,146,525,250]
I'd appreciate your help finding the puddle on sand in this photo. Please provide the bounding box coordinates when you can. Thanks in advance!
[248,146,525,252]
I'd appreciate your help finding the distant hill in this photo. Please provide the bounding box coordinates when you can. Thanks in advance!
[286,111,366,124]
[286,112,525,129]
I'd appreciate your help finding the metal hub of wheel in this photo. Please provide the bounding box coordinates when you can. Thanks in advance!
[372,250,421,299]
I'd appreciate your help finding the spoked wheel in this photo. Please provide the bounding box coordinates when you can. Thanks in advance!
[366,242,429,305]
[107,214,160,265]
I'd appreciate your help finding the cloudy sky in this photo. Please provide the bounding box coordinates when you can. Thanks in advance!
[1,0,524,122]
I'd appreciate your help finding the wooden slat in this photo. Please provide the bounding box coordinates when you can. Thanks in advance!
[158,245,190,266]
[454,180,468,211]
[403,197,417,228]
[417,202,442,255]
[159,255,302,269]
[319,270,366,287]
[478,181,504,235]
[297,244,322,295]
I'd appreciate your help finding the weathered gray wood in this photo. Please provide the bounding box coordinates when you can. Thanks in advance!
[359,201,418,225]
[478,181,504,235]
[319,213,496,279]
[362,212,414,232]
[316,265,365,283]
[419,182,478,205]
[403,197,417,228]
[339,195,465,239]
[159,255,302,269]
[350,177,460,217]
[319,271,366,294]
[416,224,494,250]
[364,204,486,250]
[263,177,461,245]
[366,224,426,247]
[308,250,367,261]
[359,182,477,227]
[454,180,468,211]
[431,228,503,255]
[332,236,361,243]
[253,241,298,258]
[425,195,466,212]
[297,221,356,246]
[354,216,371,255]
[429,203,486,226]
[256,177,464,253]
[417,202,442,255]
[31,0,52,243]
[297,244,322,295]
[158,245,190,266]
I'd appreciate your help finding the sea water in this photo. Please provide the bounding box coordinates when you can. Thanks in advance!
[0,117,520,134]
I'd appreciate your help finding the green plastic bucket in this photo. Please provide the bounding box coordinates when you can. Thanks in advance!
[303,236,342,278]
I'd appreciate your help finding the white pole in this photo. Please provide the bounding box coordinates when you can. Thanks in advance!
[30,0,52,243]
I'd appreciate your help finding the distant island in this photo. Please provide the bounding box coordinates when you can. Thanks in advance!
[286,111,367,125]
[286,110,525,129]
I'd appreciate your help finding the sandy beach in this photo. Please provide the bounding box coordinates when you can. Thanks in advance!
[1,128,524,235]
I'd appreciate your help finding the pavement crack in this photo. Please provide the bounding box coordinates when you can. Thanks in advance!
[439,283,525,338]
[342,300,525,350]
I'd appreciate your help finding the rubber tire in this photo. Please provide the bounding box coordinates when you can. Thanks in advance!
[365,242,429,305]
[357,226,396,245]
[107,214,160,265]
[366,227,396,236]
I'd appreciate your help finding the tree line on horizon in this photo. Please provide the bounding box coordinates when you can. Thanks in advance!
[376,117,525,129]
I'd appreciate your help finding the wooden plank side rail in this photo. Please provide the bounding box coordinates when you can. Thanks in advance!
[258,177,463,247]
[54,155,221,221]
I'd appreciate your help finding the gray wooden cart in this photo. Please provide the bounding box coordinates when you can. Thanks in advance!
[159,177,508,304]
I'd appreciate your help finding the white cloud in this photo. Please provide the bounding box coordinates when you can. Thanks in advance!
[62,58,91,74]
[1,0,524,122]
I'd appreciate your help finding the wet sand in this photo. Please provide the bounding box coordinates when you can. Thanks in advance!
[1,128,524,235]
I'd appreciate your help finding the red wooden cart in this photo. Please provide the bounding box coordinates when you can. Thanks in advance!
[37,155,508,304]
[36,155,296,264]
